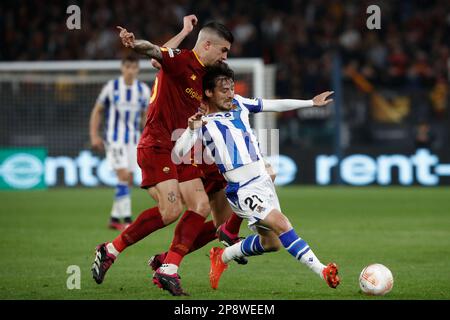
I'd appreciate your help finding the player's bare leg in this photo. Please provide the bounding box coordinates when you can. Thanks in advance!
[149,188,236,272]
[152,178,210,296]
[217,163,275,249]
[153,178,210,294]
[92,179,182,285]
[209,189,248,265]
[209,189,231,226]
[151,189,247,271]
[260,209,340,288]
[210,209,340,289]
[108,168,133,231]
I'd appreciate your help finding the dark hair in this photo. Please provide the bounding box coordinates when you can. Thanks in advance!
[121,55,139,64]
[202,63,235,97]
[201,21,234,44]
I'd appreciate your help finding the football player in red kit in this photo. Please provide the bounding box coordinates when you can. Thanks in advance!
[92,17,242,296]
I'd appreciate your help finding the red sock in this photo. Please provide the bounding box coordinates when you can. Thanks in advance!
[164,210,206,266]
[223,212,243,236]
[159,221,217,261]
[188,220,217,253]
[112,206,164,252]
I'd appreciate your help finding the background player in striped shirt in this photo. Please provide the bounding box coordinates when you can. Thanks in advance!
[89,55,150,231]
[174,63,340,290]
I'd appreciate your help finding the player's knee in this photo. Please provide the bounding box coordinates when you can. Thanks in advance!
[272,215,292,235]
[159,202,183,224]
[189,199,211,217]
[116,169,130,182]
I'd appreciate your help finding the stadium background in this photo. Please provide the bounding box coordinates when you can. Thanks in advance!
[1,0,449,187]
[0,0,449,300]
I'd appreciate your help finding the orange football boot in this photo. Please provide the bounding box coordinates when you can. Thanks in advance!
[322,262,340,288]
[209,247,228,290]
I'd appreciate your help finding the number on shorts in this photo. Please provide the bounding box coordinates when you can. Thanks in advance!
[112,147,123,164]
[244,195,263,211]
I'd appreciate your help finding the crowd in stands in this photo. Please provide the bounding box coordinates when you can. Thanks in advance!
[2,0,448,147]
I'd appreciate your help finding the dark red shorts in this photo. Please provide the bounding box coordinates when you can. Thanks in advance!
[137,147,203,189]
[200,164,228,195]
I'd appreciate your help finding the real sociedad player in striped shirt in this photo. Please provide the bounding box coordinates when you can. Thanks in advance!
[90,55,151,231]
[174,63,341,290]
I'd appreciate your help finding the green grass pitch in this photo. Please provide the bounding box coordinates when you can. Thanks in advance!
[0,186,449,300]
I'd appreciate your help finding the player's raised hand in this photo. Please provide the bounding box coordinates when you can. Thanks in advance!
[198,101,208,114]
[183,15,198,34]
[312,91,334,107]
[117,26,135,48]
[188,112,207,130]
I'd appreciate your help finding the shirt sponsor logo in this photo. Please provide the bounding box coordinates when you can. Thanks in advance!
[185,87,202,101]
[205,112,235,121]
[161,47,181,58]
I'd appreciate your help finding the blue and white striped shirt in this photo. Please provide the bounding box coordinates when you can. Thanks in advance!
[201,94,263,173]
[96,76,150,145]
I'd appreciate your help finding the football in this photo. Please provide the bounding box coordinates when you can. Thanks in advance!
[359,264,394,296]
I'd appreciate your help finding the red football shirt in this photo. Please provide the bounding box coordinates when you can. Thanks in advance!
[139,48,206,150]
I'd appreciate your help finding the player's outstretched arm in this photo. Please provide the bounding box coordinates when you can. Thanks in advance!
[117,26,162,61]
[151,14,198,69]
[261,91,334,112]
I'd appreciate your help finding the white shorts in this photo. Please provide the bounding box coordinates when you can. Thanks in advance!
[225,174,281,228]
[105,142,137,172]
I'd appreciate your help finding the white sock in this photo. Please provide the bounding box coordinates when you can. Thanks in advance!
[117,196,131,219]
[111,182,131,220]
[279,229,326,279]
[159,263,178,275]
[106,242,120,258]
[110,200,121,219]
[222,242,244,264]
[299,249,325,279]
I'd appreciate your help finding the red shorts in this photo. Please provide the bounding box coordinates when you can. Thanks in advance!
[137,147,203,189]
[200,164,228,195]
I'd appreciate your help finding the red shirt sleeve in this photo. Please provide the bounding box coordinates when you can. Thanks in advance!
[159,48,188,76]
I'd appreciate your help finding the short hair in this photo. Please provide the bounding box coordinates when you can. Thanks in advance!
[121,55,139,65]
[201,21,234,44]
[202,63,235,97]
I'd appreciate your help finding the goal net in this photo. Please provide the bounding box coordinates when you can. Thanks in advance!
[0,59,275,188]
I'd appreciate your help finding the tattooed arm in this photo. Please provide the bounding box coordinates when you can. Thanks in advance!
[117,26,162,61]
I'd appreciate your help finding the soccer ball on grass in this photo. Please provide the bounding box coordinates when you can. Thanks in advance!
[359,263,393,296]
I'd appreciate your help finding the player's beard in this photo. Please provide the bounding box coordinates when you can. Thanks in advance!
[216,99,233,112]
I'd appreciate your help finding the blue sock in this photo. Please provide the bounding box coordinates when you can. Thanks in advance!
[115,183,129,199]
[279,229,310,260]
[240,234,265,256]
